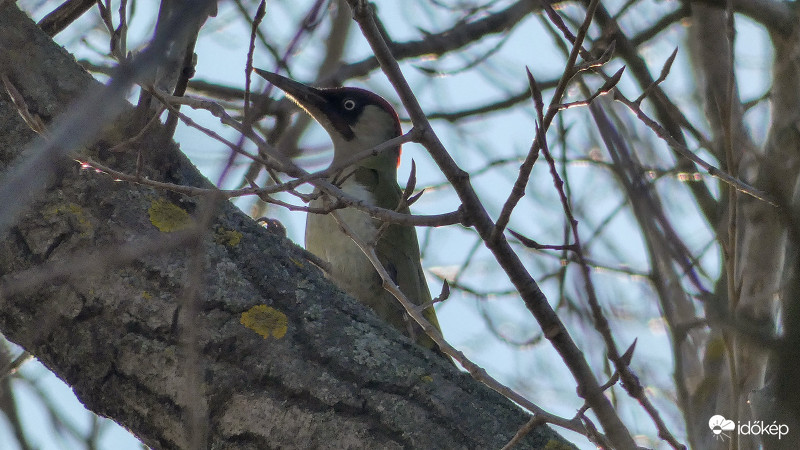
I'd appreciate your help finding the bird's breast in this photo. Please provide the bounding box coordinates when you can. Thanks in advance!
[305,177,388,311]
[306,178,381,276]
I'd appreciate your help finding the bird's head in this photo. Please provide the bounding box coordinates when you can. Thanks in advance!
[255,69,402,173]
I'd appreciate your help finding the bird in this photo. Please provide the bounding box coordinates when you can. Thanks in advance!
[254,69,447,359]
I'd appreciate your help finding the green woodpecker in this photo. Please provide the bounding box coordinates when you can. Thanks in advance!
[255,69,446,358]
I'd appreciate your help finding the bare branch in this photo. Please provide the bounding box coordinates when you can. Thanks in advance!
[37,0,96,37]
[613,91,775,205]
[345,1,637,447]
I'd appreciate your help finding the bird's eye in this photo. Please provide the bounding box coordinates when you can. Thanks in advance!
[342,99,356,110]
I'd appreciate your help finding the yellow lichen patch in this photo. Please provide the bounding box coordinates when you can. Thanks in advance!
[141,291,153,300]
[214,228,242,247]
[45,202,92,236]
[420,375,434,383]
[148,198,192,232]
[240,305,288,339]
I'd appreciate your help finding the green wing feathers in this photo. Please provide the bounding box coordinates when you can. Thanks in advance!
[369,169,445,355]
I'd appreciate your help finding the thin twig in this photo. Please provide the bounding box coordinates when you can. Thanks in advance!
[490,0,603,243]
[83,158,463,228]
[613,92,775,205]
[0,351,32,381]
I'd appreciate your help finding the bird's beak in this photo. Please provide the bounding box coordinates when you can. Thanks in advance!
[254,68,356,141]
[254,68,327,114]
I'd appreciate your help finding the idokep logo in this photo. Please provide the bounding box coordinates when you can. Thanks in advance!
[708,414,789,442]
[709,415,736,441]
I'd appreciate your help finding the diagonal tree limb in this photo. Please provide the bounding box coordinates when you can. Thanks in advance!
[344,1,637,448]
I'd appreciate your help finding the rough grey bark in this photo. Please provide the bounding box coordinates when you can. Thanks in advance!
[0,4,572,449]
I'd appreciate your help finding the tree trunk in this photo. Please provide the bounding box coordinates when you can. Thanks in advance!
[0,4,571,449]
